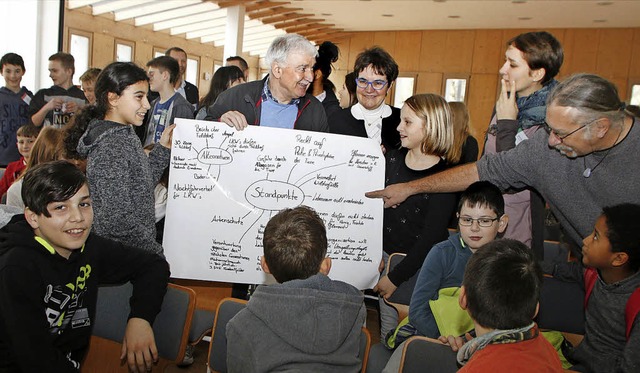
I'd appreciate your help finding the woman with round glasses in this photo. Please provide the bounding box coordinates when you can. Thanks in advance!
[484,31,563,258]
[373,93,456,340]
[328,47,401,152]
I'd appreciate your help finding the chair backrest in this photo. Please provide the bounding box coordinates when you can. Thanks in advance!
[93,282,196,362]
[384,253,416,320]
[208,297,248,373]
[399,336,458,373]
[359,327,371,373]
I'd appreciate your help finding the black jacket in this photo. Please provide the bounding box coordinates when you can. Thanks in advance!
[0,215,169,372]
[204,77,329,133]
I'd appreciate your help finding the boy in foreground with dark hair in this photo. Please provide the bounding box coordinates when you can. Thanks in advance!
[545,203,640,372]
[226,206,366,373]
[0,160,170,372]
[440,239,563,371]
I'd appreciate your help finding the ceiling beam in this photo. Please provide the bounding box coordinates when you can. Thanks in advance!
[248,6,300,19]
[264,13,313,25]
[246,1,290,12]
[152,10,227,31]
[298,28,336,38]
[114,0,198,21]
[285,22,330,34]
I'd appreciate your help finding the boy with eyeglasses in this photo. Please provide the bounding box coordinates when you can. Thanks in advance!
[384,181,508,352]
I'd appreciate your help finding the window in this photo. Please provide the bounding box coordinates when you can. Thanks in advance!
[629,83,640,106]
[392,76,416,108]
[186,57,199,88]
[115,39,134,62]
[68,29,92,86]
[443,74,469,103]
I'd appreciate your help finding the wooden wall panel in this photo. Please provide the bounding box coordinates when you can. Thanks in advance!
[415,72,443,96]
[443,30,475,73]
[334,37,352,71]
[199,55,214,97]
[628,29,640,79]
[468,73,499,152]
[562,29,599,75]
[596,28,634,79]
[373,31,397,56]
[92,33,115,68]
[471,30,503,74]
[346,33,375,70]
[419,30,448,73]
[394,31,422,72]
[134,41,153,70]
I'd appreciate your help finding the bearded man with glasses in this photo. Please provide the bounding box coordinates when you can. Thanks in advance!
[368,73,640,255]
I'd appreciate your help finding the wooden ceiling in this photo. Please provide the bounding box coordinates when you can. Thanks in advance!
[214,0,352,43]
[67,0,351,57]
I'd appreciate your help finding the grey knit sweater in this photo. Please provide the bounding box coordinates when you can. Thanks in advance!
[77,119,170,254]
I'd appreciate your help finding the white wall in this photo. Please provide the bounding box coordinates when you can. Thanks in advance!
[0,0,61,91]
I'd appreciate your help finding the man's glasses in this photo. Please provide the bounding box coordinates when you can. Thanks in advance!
[458,215,499,227]
[355,78,388,91]
[543,118,600,143]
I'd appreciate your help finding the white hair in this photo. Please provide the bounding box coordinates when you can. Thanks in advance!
[264,34,317,68]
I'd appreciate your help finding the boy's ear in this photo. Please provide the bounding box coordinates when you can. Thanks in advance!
[497,214,509,234]
[319,257,332,275]
[458,285,468,310]
[260,256,271,274]
[24,208,40,230]
[611,251,630,268]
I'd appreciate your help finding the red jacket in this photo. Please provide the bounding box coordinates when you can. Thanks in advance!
[0,157,25,198]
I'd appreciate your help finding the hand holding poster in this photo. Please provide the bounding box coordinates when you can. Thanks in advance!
[163,119,384,289]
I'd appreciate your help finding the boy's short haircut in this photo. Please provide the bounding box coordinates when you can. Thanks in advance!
[602,203,640,272]
[22,160,87,218]
[1,52,25,70]
[262,206,328,283]
[226,56,249,71]
[16,124,40,139]
[458,181,505,216]
[49,52,75,75]
[463,239,542,330]
[79,67,102,83]
[147,56,180,85]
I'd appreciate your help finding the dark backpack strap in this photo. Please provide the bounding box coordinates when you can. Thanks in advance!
[584,267,598,308]
[625,288,640,340]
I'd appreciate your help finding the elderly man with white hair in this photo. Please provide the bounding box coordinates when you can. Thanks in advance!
[205,34,328,132]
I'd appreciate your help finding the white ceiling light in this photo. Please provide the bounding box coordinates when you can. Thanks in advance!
[114,0,200,21]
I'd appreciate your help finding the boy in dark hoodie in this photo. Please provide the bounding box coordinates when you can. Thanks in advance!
[0,53,33,167]
[226,206,366,373]
[0,160,169,373]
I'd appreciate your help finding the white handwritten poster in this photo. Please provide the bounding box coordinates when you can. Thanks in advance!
[163,119,384,290]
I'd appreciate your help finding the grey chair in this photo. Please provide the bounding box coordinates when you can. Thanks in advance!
[385,253,417,321]
[87,281,196,369]
[207,297,248,373]
[398,336,458,373]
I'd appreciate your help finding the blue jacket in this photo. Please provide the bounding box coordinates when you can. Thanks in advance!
[408,232,473,338]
